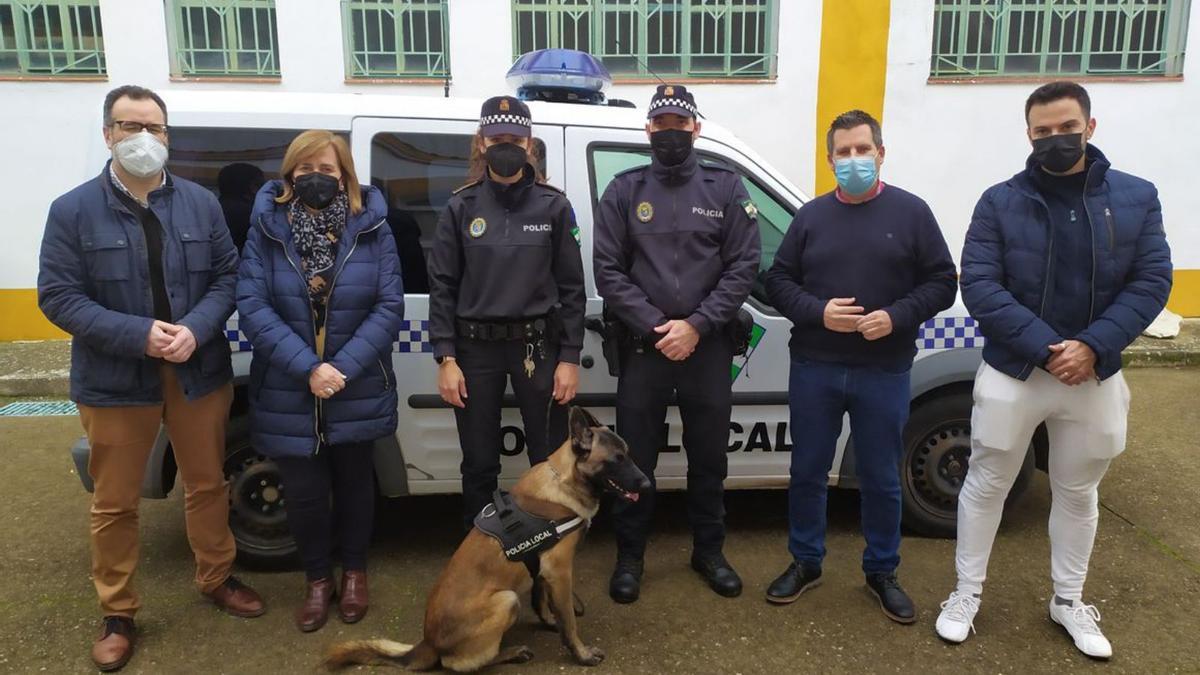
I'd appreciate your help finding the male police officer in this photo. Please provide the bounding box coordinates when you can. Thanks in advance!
[594,85,761,602]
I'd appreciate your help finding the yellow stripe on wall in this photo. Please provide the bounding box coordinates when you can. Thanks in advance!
[814,0,891,197]
[1168,269,1200,317]
[0,289,69,341]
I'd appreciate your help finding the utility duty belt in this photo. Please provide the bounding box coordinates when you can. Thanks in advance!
[594,304,754,378]
[457,316,549,341]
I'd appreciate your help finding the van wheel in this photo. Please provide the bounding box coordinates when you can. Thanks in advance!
[224,420,297,568]
[900,390,1034,538]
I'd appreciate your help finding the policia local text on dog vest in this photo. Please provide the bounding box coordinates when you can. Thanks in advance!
[474,490,587,573]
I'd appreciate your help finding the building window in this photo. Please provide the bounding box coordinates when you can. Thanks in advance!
[0,0,104,76]
[342,0,449,79]
[165,0,280,78]
[931,0,1191,79]
[512,0,778,79]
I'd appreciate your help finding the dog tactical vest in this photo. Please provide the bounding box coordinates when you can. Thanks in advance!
[474,490,587,575]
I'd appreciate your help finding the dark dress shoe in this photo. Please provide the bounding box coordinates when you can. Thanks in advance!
[92,616,135,672]
[296,578,336,633]
[766,561,823,604]
[866,572,917,624]
[691,552,743,598]
[338,570,369,623]
[609,557,643,604]
[205,576,266,618]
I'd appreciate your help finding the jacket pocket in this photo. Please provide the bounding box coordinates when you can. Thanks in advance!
[180,230,212,274]
[80,231,131,281]
[378,359,391,391]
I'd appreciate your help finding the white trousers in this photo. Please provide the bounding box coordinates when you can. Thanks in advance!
[955,364,1131,600]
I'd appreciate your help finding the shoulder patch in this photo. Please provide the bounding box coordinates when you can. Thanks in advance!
[452,179,483,195]
[740,198,759,220]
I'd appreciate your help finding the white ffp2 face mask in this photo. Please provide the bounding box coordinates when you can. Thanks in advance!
[113,131,168,178]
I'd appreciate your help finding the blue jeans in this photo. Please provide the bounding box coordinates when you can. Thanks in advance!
[786,357,911,575]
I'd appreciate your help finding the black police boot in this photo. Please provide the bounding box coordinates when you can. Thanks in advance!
[609,556,643,604]
[866,572,917,624]
[690,552,742,598]
[765,561,822,604]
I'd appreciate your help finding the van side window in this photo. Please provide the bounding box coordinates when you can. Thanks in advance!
[588,146,794,309]
[370,132,548,295]
[166,127,310,253]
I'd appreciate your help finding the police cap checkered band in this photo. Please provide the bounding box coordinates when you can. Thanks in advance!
[648,84,698,118]
[480,95,532,137]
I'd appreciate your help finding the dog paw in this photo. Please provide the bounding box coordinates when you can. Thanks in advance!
[574,646,605,666]
[512,646,535,664]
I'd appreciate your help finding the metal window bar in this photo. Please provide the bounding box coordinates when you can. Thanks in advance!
[931,0,1190,78]
[342,0,448,78]
[0,0,104,75]
[166,0,280,77]
[511,0,776,78]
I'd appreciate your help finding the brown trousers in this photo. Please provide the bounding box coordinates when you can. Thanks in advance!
[78,364,235,617]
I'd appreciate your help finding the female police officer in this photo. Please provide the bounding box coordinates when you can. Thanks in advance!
[428,96,586,528]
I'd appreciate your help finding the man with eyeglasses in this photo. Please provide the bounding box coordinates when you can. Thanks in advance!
[38,85,265,672]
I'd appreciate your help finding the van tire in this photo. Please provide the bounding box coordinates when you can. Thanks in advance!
[224,417,298,569]
[900,390,1034,539]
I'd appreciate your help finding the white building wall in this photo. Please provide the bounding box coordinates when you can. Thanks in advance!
[0,0,821,289]
[883,0,1200,271]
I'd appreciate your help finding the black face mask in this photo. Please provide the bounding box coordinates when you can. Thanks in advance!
[485,143,527,178]
[1031,132,1085,173]
[649,128,694,167]
[293,172,340,209]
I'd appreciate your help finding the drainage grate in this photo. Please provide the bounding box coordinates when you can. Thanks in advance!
[0,401,78,417]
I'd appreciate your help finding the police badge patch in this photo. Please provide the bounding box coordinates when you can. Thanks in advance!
[469,217,487,238]
[741,199,759,220]
[636,201,654,223]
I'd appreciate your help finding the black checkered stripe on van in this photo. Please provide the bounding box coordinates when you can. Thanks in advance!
[649,97,697,115]
[481,113,531,127]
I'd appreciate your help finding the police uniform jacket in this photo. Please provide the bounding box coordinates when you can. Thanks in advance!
[593,152,761,337]
[428,166,586,363]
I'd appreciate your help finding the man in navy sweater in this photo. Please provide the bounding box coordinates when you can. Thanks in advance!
[935,82,1171,660]
[762,110,957,623]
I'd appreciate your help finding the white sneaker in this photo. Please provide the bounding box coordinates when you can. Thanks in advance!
[1048,597,1112,659]
[935,591,980,643]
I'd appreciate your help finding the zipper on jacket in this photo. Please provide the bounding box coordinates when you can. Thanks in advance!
[1105,207,1115,250]
[1081,199,1097,323]
[378,359,390,391]
[672,190,680,306]
[258,217,324,452]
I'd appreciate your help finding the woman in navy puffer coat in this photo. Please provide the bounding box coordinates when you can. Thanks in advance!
[236,130,403,632]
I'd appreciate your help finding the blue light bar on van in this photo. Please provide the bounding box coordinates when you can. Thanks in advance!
[506,49,612,105]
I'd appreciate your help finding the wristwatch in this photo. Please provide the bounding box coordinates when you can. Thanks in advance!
[436,355,456,365]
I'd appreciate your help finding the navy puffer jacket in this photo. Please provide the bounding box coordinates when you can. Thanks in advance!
[237,181,404,457]
[960,145,1172,381]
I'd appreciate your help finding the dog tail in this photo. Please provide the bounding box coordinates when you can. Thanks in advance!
[323,639,438,670]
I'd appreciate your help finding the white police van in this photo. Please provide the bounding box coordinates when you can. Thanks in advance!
[71,52,1039,565]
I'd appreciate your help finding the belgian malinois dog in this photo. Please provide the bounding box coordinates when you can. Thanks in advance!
[324,406,651,672]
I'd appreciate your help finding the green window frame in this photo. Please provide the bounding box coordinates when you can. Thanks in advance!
[0,0,104,76]
[512,0,778,79]
[931,0,1191,79]
[341,0,449,79]
[165,0,280,78]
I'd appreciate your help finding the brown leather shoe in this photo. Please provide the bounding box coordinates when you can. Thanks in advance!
[92,616,135,672]
[296,577,335,633]
[204,576,266,618]
[338,571,369,623]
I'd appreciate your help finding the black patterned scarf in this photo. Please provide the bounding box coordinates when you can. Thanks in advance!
[288,191,349,338]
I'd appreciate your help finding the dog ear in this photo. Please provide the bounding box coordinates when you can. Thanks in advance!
[568,406,597,457]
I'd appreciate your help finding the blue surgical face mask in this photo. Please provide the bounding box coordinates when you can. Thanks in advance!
[833,156,879,196]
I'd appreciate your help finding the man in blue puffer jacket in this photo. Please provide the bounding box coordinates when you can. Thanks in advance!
[37,86,265,672]
[935,82,1172,660]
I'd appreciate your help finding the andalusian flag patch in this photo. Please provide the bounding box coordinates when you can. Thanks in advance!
[741,199,759,220]
[570,224,581,246]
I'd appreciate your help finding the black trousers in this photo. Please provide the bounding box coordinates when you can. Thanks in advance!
[453,337,567,528]
[612,333,733,559]
[274,441,376,581]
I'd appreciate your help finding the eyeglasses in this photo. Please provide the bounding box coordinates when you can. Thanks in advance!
[111,120,168,135]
